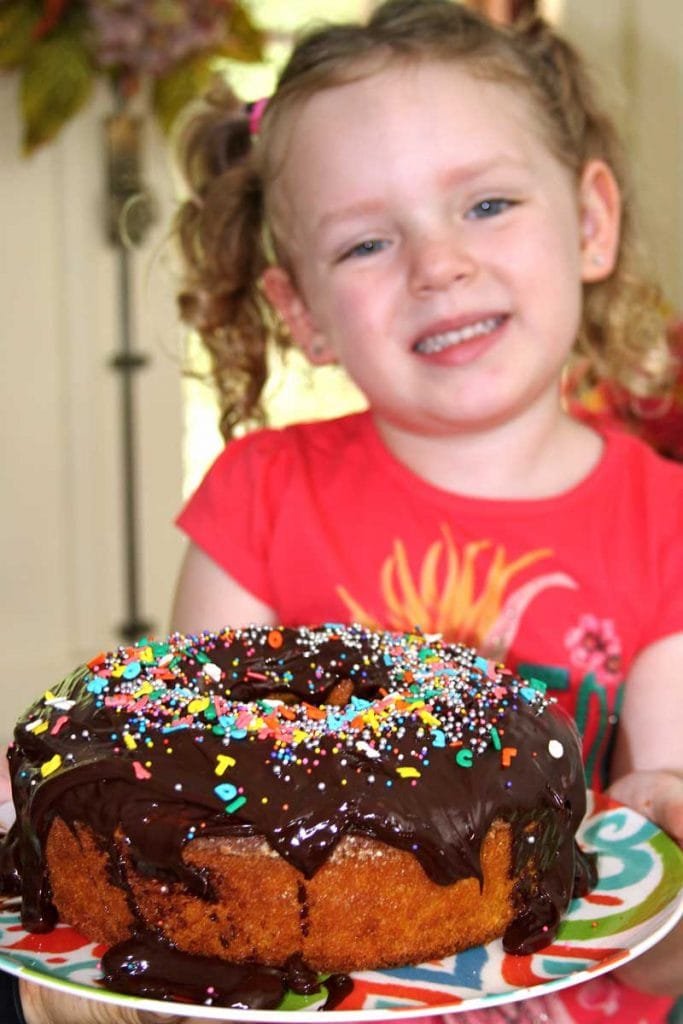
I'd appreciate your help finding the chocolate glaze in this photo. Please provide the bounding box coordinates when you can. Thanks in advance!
[100,937,343,1009]
[101,934,290,1008]
[0,624,595,1008]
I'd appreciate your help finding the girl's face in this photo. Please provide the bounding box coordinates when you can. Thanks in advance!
[264,60,619,442]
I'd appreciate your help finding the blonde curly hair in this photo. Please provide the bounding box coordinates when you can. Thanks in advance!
[175,0,673,439]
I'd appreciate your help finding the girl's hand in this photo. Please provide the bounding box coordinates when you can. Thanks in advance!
[608,769,683,846]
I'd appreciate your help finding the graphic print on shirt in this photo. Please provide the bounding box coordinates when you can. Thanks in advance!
[564,615,624,787]
[337,525,625,789]
[564,613,623,687]
[336,524,577,659]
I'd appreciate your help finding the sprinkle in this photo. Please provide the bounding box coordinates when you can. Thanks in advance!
[214,782,238,803]
[132,761,152,780]
[225,796,247,814]
[214,754,237,776]
[44,696,76,711]
[548,740,564,759]
[86,677,109,696]
[489,726,502,750]
[50,716,69,736]
[501,747,518,767]
[431,728,446,748]
[363,710,380,732]
[40,754,62,777]
[267,629,284,649]
[133,681,155,698]
[455,748,473,768]
[188,697,211,714]
[123,733,138,750]
[356,740,380,759]
[396,766,420,779]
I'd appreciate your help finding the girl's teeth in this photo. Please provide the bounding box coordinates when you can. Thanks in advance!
[415,316,503,354]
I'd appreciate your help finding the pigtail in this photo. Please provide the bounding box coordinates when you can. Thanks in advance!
[513,17,674,401]
[174,82,286,439]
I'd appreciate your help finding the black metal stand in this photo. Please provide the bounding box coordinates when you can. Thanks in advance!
[105,109,156,643]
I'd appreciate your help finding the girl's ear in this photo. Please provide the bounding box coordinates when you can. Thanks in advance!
[261,266,337,365]
[579,159,621,283]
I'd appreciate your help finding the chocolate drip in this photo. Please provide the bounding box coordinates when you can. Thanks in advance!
[101,934,287,1008]
[0,624,593,1007]
[100,935,350,1009]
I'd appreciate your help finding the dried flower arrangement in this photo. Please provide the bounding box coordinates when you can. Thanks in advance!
[0,0,263,152]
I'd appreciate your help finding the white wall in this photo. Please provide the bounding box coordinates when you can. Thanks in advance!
[0,80,185,739]
[561,0,683,310]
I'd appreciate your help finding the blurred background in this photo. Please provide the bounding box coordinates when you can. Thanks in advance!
[1,0,681,735]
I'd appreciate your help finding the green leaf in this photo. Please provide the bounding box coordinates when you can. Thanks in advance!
[20,31,94,154]
[219,4,265,64]
[0,1,40,70]
[152,51,217,135]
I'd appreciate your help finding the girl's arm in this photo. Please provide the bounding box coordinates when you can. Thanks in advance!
[607,632,683,996]
[171,543,277,633]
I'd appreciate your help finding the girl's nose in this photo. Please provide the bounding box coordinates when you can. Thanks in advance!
[408,231,477,295]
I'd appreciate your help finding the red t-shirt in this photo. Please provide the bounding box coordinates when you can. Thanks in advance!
[178,410,683,787]
[178,410,683,1022]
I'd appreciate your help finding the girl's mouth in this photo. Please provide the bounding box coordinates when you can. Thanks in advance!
[413,315,507,354]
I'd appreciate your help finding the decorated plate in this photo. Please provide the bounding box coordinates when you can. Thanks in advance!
[0,792,681,1020]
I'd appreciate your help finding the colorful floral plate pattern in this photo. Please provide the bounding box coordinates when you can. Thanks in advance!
[0,792,681,1020]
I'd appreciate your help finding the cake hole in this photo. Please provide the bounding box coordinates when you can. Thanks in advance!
[325,679,354,707]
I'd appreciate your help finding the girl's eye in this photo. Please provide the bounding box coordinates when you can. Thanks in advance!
[341,238,389,260]
[466,198,515,219]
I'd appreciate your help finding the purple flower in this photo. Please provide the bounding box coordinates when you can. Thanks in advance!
[86,0,234,78]
[564,614,622,684]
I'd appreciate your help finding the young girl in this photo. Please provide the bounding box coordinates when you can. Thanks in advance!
[8,1,683,1022]
[170,1,683,1020]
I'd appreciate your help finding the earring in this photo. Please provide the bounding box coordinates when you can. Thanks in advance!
[591,253,606,267]
[309,340,326,357]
